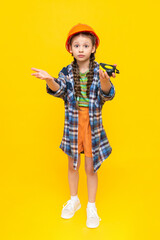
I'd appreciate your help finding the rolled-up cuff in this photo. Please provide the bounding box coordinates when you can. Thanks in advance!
[46,80,62,97]
[100,82,115,98]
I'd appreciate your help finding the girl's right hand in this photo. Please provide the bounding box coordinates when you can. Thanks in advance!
[31,68,53,81]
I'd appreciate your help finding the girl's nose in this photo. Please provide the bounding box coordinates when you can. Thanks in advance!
[79,46,83,52]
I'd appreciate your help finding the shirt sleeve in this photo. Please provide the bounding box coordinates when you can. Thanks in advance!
[98,78,116,105]
[46,70,67,101]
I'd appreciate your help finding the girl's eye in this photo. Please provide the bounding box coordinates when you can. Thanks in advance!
[74,45,89,48]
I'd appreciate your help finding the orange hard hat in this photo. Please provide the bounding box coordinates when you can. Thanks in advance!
[65,23,100,53]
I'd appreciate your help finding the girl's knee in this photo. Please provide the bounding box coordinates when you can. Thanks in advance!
[85,166,95,175]
[85,156,94,175]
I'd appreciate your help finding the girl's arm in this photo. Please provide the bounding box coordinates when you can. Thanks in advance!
[31,67,67,101]
[98,69,116,104]
[100,78,112,95]
[46,70,67,100]
[99,80,115,102]
[46,77,60,92]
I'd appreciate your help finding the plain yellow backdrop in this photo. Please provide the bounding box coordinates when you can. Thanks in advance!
[0,0,160,239]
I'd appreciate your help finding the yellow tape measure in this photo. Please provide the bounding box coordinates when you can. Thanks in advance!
[99,63,120,77]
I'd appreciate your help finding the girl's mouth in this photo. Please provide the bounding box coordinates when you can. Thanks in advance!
[78,55,85,58]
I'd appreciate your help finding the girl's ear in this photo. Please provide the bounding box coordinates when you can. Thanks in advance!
[69,45,72,54]
[92,45,96,53]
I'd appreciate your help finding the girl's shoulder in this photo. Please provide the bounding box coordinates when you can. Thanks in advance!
[60,63,73,76]
[59,66,69,76]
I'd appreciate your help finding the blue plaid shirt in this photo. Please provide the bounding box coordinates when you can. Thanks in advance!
[46,61,115,173]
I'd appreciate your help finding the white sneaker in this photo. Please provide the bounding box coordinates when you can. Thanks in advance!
[86,207,101,228]
[61,199,81,219]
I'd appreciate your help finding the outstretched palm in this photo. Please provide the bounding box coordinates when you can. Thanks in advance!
[31,68,52,81]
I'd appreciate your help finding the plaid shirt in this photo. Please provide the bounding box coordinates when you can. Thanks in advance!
[46,61,115,173]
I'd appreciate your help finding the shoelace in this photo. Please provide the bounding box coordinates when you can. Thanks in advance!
[87,207,101,221]
[63,199,75,211]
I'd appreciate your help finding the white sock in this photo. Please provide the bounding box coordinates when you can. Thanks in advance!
[71,195,79,202]
[87,201,96,208]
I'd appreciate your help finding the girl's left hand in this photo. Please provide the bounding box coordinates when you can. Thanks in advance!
[99,64,117,81]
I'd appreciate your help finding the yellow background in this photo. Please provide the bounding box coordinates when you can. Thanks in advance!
[0,0,160,239]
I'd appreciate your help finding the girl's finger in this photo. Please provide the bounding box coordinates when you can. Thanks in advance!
[31,73,41,78]
[31,68,40,72]
[104,71,109,78]
[102,71,105,79]
[99,70,103,77]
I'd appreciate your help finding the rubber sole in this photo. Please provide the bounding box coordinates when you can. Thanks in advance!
[61,203,81,219]
[86,221,99,228]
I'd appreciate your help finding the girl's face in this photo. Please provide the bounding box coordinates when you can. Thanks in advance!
[69,34,95,63]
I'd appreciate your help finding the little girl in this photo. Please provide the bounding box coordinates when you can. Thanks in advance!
[31,23,116,228]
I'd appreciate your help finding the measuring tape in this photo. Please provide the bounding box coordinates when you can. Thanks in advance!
[99,63,120,77]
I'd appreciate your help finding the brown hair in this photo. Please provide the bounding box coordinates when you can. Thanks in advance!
[69,32,97,111]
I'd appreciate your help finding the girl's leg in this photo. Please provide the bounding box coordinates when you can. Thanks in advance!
[68,154,81,196]
[85,156,98,202]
